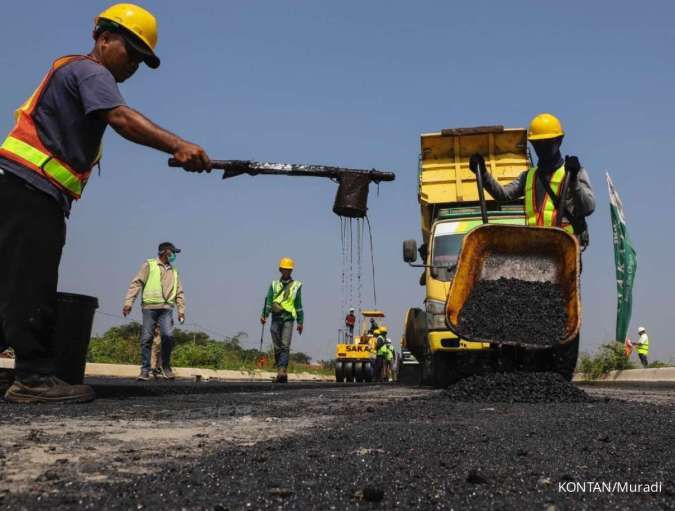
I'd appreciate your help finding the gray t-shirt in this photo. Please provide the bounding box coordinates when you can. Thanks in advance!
[0,57,126,214]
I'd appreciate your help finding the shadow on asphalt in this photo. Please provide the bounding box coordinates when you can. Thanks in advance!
[87,378,377,399]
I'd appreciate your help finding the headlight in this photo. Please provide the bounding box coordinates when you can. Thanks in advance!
[425,300,447,330]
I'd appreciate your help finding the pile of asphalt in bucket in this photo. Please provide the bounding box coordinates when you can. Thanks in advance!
[446,372,591,403]
[458,277,567,345]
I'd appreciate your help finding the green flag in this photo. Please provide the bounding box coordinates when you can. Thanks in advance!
[606,173,637,343]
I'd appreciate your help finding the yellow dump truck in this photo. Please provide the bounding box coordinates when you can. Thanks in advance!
[402,126,544,386]
[335,310,386,382]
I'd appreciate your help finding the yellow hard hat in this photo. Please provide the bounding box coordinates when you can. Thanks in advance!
[373,328,381,335]
[378,326,388,334]
[278,257,294,270]
[96,3,160,69]
[528,113,564,141]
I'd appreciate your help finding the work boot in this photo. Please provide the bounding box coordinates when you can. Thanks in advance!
[0,368,15,390]
[137,369,150,381]
[4,375,95,404]
[151,368,161,379]
[161,367,176,380]
[275,367,288,384]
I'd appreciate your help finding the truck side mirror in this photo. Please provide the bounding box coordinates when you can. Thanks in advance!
[403,239,418,263]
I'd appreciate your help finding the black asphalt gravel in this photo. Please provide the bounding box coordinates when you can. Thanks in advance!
[446,371,592,403]
[458,277,567,346]
[1,380,673,510]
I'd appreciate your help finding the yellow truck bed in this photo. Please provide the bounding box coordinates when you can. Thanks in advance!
[419,126,529,241]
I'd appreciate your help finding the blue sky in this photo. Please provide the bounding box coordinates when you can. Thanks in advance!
[1,1,673,362]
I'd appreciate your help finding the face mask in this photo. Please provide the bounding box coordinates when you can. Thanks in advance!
[531,137,563,171]
[168,252,177,264]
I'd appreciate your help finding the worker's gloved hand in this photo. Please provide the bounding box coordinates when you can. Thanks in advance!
[174,141,212,173]
[564,155,581,179]
[122,305,131,317]
[469,154,486,175]
[260,316,267,325]
[297,324,304,335]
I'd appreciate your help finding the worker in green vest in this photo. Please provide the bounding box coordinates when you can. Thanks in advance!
[260,257,304,383]
[375,327,388,382]
[635,326,650,368]
[123,241,185,381]
[469,113,596,248]
[384,337,395,382]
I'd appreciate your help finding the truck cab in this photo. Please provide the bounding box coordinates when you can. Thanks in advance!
[402,126,530,385]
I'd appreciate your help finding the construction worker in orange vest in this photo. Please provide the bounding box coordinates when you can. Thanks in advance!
[0,3,211,404]
[469,114,596,247]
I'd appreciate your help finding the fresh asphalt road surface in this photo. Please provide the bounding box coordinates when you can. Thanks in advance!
[0,378,673,510]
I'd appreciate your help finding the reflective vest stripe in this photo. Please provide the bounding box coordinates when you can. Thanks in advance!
[0,55,101,200]
[524,165,574,234]
[142,260,178,306]
[0,136,84,197]
[271,280,301,319]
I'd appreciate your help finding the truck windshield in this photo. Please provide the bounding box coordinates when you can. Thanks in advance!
[431,233,464,281]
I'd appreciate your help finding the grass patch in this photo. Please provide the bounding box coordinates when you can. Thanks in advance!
[87,322,330,375]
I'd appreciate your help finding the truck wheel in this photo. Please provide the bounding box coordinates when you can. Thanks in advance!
[422,353,451,387]
[363,361,373,382]
[354,362,364,382]
[335,361,344,382]
[552,335,580,381]
[343,362,354,382]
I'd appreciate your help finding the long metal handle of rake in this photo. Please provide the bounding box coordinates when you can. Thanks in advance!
[259,323,265,352]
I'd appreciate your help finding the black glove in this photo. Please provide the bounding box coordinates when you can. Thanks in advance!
[564,155,581,178]
[469,154,486,175]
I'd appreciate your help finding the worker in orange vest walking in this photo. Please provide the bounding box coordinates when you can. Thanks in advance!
[0,3,211,404]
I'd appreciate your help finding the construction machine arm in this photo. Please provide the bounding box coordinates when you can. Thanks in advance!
[168,159,395,182]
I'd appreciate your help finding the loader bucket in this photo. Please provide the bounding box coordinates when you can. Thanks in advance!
[445,224,581,347]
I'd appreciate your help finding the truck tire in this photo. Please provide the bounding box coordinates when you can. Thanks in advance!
[335,361,344,382]
[422,352,452,388]
[552,335,580,381]
[363,361,374,382]
[343,361,354,382]
[354,362,364,382]
[404,308,427,361]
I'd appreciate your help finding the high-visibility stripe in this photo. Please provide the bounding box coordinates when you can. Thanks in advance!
[1,55,101,200]
[44,158,83,196]
[525,165,574,234]
[0,135,84,197]
[1,136,49,167]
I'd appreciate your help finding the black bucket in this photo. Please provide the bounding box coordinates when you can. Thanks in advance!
[53,292,99,384]
[333,173,370,218]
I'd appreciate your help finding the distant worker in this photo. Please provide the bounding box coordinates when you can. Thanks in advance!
[0,3,211,404]
[374,329,386,382]
[150,324,162,377]
[260,257,304,384]
[345,308,356,341]
[368,318,380,335]
[123,242,185,381]
[635,326,649,368]
[383,336,395,382]
[469,114,595,248]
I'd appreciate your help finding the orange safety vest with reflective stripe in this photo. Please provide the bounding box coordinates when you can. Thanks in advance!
[0,55,102,200]
[524,165,575,234]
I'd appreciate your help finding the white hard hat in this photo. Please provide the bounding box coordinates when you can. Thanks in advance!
[349,307,354,312]
[638,326,646,333]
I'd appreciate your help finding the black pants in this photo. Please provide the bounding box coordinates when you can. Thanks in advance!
[638,354,648,368]
[0,171,65,378]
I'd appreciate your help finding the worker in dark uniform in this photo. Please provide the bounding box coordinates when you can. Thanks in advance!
[0,3,211,403]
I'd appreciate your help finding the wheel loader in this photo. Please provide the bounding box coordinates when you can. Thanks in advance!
[401,126,580,387]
